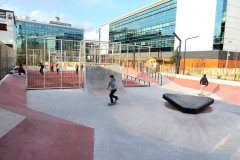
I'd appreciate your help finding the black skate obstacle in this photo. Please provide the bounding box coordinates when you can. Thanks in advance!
[163,93,214,114]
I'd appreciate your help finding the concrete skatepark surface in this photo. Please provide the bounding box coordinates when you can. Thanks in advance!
[1,74,240,160]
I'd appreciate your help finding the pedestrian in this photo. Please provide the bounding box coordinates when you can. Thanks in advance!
[81,64,84,71]
[50,61,54,72]
[199,74,209,96]
[56,63,60,74]
[11,62,15,70]
[75,64,79,74]
[39,63,44,75]
[107,75,119,104]
[17,64,25,75]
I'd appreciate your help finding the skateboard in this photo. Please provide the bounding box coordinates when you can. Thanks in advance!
[108,101,117,106]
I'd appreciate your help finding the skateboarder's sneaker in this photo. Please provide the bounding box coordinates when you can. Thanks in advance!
[108,102,116,106]
[116,97,119,100]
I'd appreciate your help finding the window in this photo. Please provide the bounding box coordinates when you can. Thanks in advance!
[0,23,7,31]
[0,11,6,19]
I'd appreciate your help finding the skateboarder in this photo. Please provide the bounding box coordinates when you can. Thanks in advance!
[199,74,209,96]
[107,75,119,104]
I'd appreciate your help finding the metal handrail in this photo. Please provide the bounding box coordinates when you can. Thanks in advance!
[150,72,162,86]
[122,74,150,86]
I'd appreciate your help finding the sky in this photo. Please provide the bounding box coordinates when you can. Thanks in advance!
[0,0,159,40]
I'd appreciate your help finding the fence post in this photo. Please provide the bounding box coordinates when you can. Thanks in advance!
[60,39,63,89]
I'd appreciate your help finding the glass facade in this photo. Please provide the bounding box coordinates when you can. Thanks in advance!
[16,20,84,51]
[109,0,177,52]
[213,0,227,50]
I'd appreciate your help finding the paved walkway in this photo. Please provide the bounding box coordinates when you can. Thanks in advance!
[0,75,94,160]
[1,74,240,160]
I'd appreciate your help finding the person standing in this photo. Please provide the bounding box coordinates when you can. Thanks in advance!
[107,75,119,104]
[39,63,44,75]
[75,64,79,75]
[50,61,54,72]
[56,63,60,74]
[199,74,209,96]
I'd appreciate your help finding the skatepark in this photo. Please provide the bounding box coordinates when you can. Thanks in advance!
[1,70,240,160]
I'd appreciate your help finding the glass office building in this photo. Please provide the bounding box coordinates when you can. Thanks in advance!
[109,0,177,52]
[16,18,84,51]
[101,0,240,53]
[213,0,227,50]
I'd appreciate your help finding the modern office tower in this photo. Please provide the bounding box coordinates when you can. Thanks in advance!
[16,16,84,52]
[100,0,240,53]
[0,9,16,49]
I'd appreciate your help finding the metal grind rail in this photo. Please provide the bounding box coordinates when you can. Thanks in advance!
[123,74,150,87]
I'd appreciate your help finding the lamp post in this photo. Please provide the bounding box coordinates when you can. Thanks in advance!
[173,32,181,74]
[226,40,232,68]
[157,48,162,58]
[183,36,199,75]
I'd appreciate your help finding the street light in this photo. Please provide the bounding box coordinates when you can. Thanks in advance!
[173,32,182,74]
[226,40,232,68]
[183,36,199,75]
[157,48,162,58]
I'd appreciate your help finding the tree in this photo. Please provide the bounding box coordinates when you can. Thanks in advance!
[170,50,177,64]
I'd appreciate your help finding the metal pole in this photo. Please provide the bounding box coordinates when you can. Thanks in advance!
[226,51,230,68]
[173,32,182,74]
[32,49,34,67]
[25,37,28,89]
[83,40,86,65]
[78,41,81,88]
[48,49,50,71]
[119,43,121,66]
[94,45,96,65]
[112,44,114,64]
[133,46,135,69]
[226,41,232,68]
[43,38,46,89]
[183,36,199,75]
[99,28,101,64]
[138,46,140,71]
[126,45,129,86]
[158,49,162,58]
[61,40,63,89]
[183,39,187,75]
[148,47,151,75]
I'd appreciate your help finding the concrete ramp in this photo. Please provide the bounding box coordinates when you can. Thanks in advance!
[84,66,124,95]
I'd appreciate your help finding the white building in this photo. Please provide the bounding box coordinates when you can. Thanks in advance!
[0,9,16,50]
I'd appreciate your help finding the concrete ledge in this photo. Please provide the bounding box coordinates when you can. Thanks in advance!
[163,93,214,114]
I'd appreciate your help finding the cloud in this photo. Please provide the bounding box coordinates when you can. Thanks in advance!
[84,30,99,40]
[81,21,99,40]
[72,0,117,7]
[27,11,100,40]
[28,10,66,22]
[0,4,65,22]
[1,4,99,40]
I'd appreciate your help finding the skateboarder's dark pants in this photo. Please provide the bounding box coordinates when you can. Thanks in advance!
[109,89,117,103]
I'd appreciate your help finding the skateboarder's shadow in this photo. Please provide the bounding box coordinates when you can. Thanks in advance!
[164,102,213,114]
